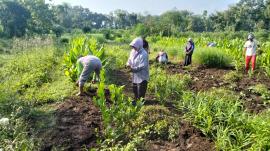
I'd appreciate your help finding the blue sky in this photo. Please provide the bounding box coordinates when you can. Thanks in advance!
[46,0,239,15]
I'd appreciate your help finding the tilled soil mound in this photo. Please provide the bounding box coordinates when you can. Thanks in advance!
[145,122,215,151]
[41,96,102,151]
[178,122,215,151]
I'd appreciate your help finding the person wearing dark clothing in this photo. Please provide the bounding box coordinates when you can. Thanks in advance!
[184,38,195,66]
[142,37,149,53]
[132,80,148,102]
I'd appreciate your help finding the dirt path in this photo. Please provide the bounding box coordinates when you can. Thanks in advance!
[40,96,102,151]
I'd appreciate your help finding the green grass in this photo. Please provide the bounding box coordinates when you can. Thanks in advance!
[176,88,270,150]
[223,71,243,83]
[148,67,191,104]
[193,47,233,68]
[1,45,75,104]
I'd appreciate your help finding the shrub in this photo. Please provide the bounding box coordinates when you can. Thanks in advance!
[60,37,69,43]
[194,47,233,68]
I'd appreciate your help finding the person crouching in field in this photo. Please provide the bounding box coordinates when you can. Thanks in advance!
[76,55,102,96]
[184,38,195,66]
[156,50,168,64]
[243,34,259,73]
[126,37,149,104]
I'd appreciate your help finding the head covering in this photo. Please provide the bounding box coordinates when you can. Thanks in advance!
[130,37,143,50]
[248,34,254,40]
[188,38,193,42]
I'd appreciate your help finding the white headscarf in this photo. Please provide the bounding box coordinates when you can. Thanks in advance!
[130,37,143,50]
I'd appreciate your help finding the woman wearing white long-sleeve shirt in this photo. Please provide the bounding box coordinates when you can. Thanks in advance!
[126,37,149,103]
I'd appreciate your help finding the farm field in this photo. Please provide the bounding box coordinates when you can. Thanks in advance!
[1,0,270,150]
[1,34,270,150]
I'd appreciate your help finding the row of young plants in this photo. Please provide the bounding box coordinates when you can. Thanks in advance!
[60,35,181,150]
[147,66,270,150]
[91,70,180,150]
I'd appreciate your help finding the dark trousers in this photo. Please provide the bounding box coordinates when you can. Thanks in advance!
[133,80,148,100]
[184,54,193,66]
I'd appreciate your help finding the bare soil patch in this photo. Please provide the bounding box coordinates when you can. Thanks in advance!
[40,96,102,151]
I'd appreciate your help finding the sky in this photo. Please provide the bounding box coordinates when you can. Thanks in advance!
[46,0,239,15]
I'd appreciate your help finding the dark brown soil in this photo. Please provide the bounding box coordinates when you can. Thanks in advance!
[107,69,133,97]
[40,96,102,151]
[145,122,215,151]
[178,122,215,151]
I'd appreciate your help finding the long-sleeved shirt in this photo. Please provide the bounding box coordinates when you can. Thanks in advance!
[127,48,149,84]
[185,41,195,54]
[77,55,102,86]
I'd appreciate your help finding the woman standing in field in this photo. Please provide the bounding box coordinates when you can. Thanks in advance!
[243,34,258,73]
[184,38,195,66]
[126,37,149,104]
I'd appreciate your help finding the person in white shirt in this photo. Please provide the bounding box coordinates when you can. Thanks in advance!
[126,37,149,104]
[243,34,258,73]
[156,50,168,63]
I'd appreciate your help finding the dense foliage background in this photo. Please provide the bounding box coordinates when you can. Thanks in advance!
[1,0,270,38]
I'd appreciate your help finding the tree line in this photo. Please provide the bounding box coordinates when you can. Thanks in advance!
[1,0,270,38]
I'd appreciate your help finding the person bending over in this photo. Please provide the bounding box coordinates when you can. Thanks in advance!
[76,55,102,96]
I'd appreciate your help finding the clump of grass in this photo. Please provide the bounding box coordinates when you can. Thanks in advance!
[148,68,191,104]
[177,88,270,150]
[134,105,179,141]
[223,71,243,83]
[194,47,233,68]
[178,89,252,150]
[248,84,270,100]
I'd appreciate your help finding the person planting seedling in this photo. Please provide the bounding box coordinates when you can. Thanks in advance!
[243,34,259,73]
[76,55,102,96]
[184,38,195,66]
[126,37,149,105]
[155,50,168,64]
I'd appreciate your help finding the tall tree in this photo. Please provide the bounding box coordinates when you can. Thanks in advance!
[19,0,55,34]
[0,1,30,37]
